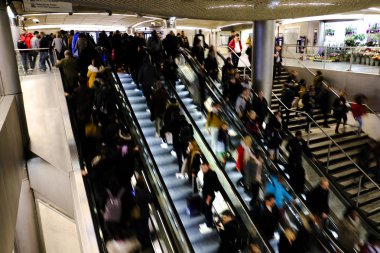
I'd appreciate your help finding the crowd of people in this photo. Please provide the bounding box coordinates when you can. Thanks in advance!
[20,25,380,253]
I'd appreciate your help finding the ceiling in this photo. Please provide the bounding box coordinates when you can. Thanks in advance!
[10,0,380,31]
[11,0,379,21]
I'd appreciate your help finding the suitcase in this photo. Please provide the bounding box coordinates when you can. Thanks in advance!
[186,176,202,217]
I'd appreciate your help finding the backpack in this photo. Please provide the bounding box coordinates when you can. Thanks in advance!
[17,38,27,49]
[103,188,125,222]
[179,123,193,144]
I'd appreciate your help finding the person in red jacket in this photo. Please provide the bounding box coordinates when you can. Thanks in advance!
[236,135,254,187]
[351,95,367,135]
[228,34,242,68]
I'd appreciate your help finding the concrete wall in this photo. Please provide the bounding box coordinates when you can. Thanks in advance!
[285,65,380,111]
[0,96,24,253]
[279,21,320,46]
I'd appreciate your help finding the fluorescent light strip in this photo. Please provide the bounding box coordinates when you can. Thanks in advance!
[132,19,157,28]
[217,22,252,29]
[176,26,211,31]
[280,14,365,24]
[23,13,138,17]
[26,24,127,31]
[207,4,255,9]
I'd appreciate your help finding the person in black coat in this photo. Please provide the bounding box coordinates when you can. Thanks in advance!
[138,56,157,108]
[286,130,312,166]
[317,86,331,128]
[202,161,220,228]
[191,40,205,65]
[302,86,315,133]
[259,194,280,240]
[150,82,169,137]
[278,228,299,253]
[218,210,240,253]
[251,90,268,127]
[332,92,349,134]
[306,178,330,220]
[67,78,94,141]
[205,46,219,81]
[266,111,283,162]
[280,83,295,128]
[134,176,153,247]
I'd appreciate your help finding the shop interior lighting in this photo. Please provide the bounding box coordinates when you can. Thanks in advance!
[7,6,15,18]
[368,7,380,12]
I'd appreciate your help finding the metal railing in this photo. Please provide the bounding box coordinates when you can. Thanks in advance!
[271,91,380,207]
[215,49,380,239]
[283,46,380,120]
[220,45,380,207]
[178,48,347,252]
[218,45,252,79]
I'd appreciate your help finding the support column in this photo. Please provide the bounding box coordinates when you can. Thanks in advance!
[253,20,275,104]
[0,2,29,146]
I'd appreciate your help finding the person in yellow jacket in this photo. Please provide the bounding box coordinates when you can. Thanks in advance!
[206,102,224,152]
[87,59,100,88]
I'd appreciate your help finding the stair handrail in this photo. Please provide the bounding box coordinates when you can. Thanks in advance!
[108,70,195,253]
[181,48,348,252]
[271,91,380,198]
[282,45,380,120]
[218,45,252,79]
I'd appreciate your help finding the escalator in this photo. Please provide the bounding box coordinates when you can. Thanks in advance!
[177,48,348,252]
[113,71,273,252]
[61,67,182,252]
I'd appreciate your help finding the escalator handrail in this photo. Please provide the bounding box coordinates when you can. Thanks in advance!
[173,53,277,253]
[180,48,349,252]
[105,68,195,253]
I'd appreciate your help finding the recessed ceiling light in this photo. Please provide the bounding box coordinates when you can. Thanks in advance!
[282,2,334,6]
[206,4,255,10]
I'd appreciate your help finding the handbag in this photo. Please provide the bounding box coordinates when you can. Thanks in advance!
[85,116,101,138]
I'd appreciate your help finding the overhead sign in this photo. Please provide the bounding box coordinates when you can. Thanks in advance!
[23,0,73,13]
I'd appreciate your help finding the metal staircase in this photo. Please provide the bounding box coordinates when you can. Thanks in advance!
[271,66,380,231]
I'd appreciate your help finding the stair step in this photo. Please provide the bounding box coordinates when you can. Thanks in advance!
[309,134,368,151]
[361,199,380,216]
[368,212,380,226]
[313,139,369,158]
[355,190,380,206]
[319,149,360,164]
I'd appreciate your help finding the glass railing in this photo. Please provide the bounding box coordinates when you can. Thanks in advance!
[106,69,195,253]
[179,48,349,252]
[14,48,58,77]
[282,45,380,75]
[167,67,274,252]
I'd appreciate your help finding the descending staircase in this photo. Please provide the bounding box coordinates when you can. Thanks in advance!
[118,73,220,253]
[271,67,380,231]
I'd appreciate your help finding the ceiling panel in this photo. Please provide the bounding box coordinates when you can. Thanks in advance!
[16,0,378,21]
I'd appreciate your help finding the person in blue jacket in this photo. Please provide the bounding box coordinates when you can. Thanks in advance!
[265,173,293,211]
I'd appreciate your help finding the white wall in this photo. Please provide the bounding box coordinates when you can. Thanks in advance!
[0,96,24,253]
